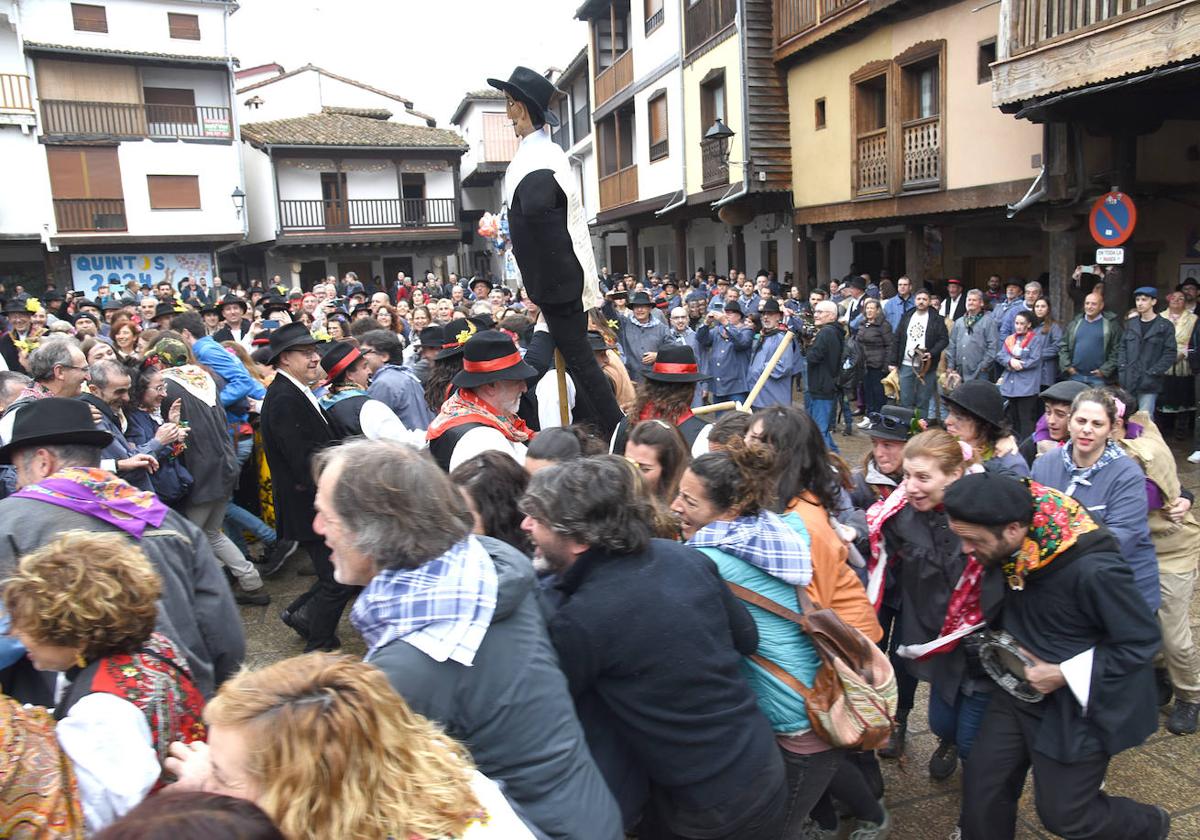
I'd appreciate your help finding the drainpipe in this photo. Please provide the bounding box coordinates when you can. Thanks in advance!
[220,3,248,280]
[736,0,752,202]
[1006,122,1050,219]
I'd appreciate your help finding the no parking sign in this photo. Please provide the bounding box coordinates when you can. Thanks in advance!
[1089,191,1137,247]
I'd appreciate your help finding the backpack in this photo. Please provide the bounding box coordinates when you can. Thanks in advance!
[836,333,865,390]
[727,582,897,750]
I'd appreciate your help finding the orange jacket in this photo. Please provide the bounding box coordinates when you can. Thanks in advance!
[786,492,882,643]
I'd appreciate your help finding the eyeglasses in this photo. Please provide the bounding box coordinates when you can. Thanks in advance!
[868,412,907,431]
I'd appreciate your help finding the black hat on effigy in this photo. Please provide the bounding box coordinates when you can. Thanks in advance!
[486,66,561,126]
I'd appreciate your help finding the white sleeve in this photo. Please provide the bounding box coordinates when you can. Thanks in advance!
[535,374,575,429]
[1059,647,1095,714]
[100,458,118,473]
[449,426,525,472]
[359,399,426,449]
[463,771,537,839]
[691,424,713,457]
[56,693,160,834]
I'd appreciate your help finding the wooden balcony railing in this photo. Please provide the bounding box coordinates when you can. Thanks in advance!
[901,116,940,189]
[686,0,737,53]
[1009,0,1159,54]
[775,0,864,45]
[0,74,33,112]
[645,6,664,33]
[701,137,729,188]
[278,198,457,232]
[855,128,889,196]
[594,49,633,108]
[41,100,233,139]
[53,198,127,232]
[599,165,638,210]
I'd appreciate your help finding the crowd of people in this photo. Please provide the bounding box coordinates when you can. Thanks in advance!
[0,263,1191,840]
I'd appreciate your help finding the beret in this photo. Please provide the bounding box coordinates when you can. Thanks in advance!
[1133,286,1158,298]
[944,472,1032,526]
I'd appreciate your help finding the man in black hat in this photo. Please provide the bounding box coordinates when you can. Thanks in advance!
[0,298,32,373]
[258,323,354,652]
[838,275,867,331]
[317,341,424,446]
[212,295,252,346]
[748,298,797,410]
[940,277,967,321]
[426,329,537,472]
[0,397,244,703]
[622,290,671,381]
[151,301,177,331]
[697,299,753,407]
[488,66,624,438]
[944,472,1168,840]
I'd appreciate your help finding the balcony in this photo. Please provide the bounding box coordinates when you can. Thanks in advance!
[775,0,905,61]
[599,164,638,210]
[701,137,729,188]
[594,49,633,108]
[54,199,127,233]
[40,100,233,139]
[854,128,889,196]
[993,0,1200,109]
[0,74,33,112]
[686,0,737,54]
[901,116,940,190]
[278,198,457,233]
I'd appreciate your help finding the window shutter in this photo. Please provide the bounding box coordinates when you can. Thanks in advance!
[71,4,108,33]
[167,12,200,40]
[147,175,200,209]
[48,147,121,198]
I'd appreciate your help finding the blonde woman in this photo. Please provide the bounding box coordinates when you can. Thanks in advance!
[165,654,535,840]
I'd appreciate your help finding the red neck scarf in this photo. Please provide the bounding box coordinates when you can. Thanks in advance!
[426,388,533,443]
[638,403,695,427]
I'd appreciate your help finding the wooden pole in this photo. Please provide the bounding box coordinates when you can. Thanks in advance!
[554,349,569,427]
[693,400,739,416]
[742,330,795,412]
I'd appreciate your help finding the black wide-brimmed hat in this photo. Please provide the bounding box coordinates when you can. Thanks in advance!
[320,341,363,386]
[153,302,178,320]
[261,294,290,316]
[759,298,783,315]
[218,294,248,313]
[643,344,711,384]
[452,330,537,388]
[486,66,561,126]
[628,291,654,308]
[265,321,319,364]
[0,397,112,464]
[944,379,1007,429]
[470,277,492,292]
[587,330,609,352]
[2,297,30,315]
[418,324,445,349]
[867,405,918,442]
[724,300,742,315]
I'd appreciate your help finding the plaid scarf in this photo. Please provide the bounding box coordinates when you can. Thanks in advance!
[688,510,812,586]
[426,388,532,443]
[13,467,168,537]
[351,536,498,666]
[1061,439,1125,497]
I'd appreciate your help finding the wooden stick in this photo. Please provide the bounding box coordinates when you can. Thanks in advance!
[693,400,739,416]
[742,330,795,412]
[554,349,569,427]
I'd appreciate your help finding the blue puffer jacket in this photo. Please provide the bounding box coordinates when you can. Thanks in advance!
[696,516,820,734]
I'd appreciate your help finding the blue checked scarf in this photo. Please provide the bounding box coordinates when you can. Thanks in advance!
[1061,438,1126,497]
[688,510,813,585]
[351,535,498,665]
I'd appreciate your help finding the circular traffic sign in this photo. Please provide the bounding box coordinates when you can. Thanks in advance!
[1089,191,1137,247]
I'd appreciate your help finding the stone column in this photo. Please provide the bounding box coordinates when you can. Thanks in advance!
[814,228,832,286]
[1043,210,1081,321]
[624,221,640,280]
[673,219,688,280]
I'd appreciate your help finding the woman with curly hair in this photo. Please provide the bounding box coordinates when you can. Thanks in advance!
[165,653,535,840]
[5,531,206,834]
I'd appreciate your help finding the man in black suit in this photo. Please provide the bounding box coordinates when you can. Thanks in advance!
[211,295,253,346]
[940,277,968,321]
[489,67,624,438]
[258,323,355,651]
[0,299,33,373]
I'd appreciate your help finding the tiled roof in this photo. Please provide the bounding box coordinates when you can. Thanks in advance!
[241,111,467,149]
[450,87,506,124]
[23,41,230,65]
[322,106,393,120]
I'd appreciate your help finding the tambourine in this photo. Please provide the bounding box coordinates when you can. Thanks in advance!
[977,631,1045,703]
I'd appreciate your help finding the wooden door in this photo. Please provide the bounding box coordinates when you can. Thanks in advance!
[321,172,348,230]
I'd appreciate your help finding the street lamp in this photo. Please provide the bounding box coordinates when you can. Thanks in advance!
[704,118,736,162]
[231,187,246,219]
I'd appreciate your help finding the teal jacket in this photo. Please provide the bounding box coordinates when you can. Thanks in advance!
[698,542,821,735]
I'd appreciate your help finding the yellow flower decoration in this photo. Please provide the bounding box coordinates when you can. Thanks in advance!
[24,298,42,314]
[607,319,619,331]
[12,338,38,353]
[312,329,332,342]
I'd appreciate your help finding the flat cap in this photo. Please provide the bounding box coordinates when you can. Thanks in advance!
[1040,379,1088,404]
[944,472,1032,526]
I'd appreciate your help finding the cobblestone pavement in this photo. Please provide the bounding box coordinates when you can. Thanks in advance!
[239,424,1200,840]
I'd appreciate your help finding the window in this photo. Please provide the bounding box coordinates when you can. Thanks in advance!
[71,3,107,33]
[852,68,890,196]
[648,91,668,161]
[902,59,939,121]
[147,175,200,209]
[144,86,197,127]
[815,97,826,130]
[593,4,630,71]
[895,42,945,190]
[571,73,591,142]
[167,12,200,40]
[700,70,726,130]
[550,93,571,150]
[645,0,664,34]
[978,39,997,84]
[48,146,124,231]
[597,105,635,176]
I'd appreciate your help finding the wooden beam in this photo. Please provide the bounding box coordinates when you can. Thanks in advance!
[793,179,1032,226]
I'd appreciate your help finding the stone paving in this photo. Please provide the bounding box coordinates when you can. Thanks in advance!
[238,424,1200,840]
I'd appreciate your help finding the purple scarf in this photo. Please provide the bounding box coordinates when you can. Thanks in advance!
[13,467,168,537]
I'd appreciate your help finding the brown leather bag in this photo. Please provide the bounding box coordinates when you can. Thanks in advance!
[727,581,897,750]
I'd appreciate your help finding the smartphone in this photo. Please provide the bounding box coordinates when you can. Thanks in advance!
[261,319,280,329]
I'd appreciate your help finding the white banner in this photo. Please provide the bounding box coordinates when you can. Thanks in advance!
[71,253,214,295]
